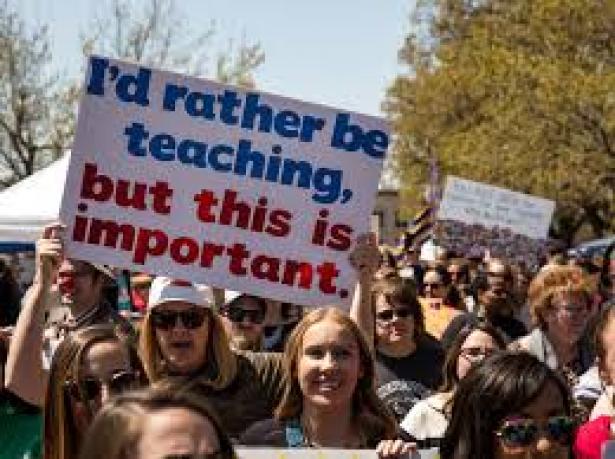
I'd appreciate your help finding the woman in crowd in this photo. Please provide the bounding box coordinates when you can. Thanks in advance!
[45,324,143,459]
[420,268,465,339]
[440,352,575,459]
[79,386,236,459]
[239,308,415,458]
[512,265,594,378]
[352,271,444,421]
[138,276,286,439]
[400,321,507,447]
[574,304,615,458]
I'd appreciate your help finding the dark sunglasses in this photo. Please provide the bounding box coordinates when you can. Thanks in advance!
[495,415,575,448]
[64,370,138,401]
[376,308,412,322]
[151,308,208,330]
[222,307,265,325]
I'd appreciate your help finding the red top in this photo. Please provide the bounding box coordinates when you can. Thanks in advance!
[574,416,613,459]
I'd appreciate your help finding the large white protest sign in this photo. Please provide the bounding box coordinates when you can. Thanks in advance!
[60,56,387,307]
[236,448,439,459]
[437,176,555,239]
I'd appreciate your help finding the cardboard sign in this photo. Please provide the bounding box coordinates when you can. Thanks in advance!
[60,56,388,307]
[438,176,554,239]
[235,448,440,459]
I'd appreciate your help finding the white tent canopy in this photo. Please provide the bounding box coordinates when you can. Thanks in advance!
[0,153,69,242]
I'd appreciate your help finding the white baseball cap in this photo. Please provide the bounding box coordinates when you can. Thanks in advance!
[148,277,214,310]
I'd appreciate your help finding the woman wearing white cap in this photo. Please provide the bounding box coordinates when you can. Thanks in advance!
[138,277,286,439]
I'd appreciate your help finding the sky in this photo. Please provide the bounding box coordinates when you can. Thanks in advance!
[7,0,416,117]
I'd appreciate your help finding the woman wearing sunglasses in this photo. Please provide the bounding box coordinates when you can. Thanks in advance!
[79,386,236,459]
[219,291,268,351]
[45,324,143,459]
[441,351,575,459]
[239,308,415,458]
[400,321,507,447]
[138,277,286,439]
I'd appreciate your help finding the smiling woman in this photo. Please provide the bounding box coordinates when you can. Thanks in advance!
[239,308,415,458]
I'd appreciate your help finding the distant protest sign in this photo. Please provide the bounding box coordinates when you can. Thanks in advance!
[60,56,387,308]
[436,176,555,267]
[236,448,438,459]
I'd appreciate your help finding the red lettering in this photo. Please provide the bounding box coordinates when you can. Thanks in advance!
[326,224,353,251]
[194,189,218,223]
[282,260,313,289]
[251,255,280,282]
[316,261,339,294]
[170,237,199,264]
[227,243,250,276]
[115,180,147,210]
[80,162,113,202]
[133,228,168,264]
[150,181,174,214]
[200,242,225,268]
[219,190,251,228]
[266,209,292,237]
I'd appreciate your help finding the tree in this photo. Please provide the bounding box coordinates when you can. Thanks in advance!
[81,0,264,86]
[0,2,72,187]
[385,0,614,244]
[0,0,264,188]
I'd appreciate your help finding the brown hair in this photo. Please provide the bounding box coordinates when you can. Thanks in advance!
[593,301,615,384]
[440,320,507,393]
[138,307,237,389]
[44,324,142,459]
[275,308,398,445]
[371,276,424,335]
[527,265,592,329]
[78,385,236,459]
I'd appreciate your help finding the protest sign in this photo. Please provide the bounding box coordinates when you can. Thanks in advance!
[60,56,388,308]
[236,448,439,459]
[436,176,556,267]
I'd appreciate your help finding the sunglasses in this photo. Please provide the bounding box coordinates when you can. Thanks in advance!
[460,347,496,362]
[151,308,208,330]
[65,370,138,401]
[424,282,443,288]
[222,307,265,325]
[494,415,575,449]
[376,308,412,322]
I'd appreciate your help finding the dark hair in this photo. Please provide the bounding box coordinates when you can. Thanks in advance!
[600,242,614,292]
[593,300,615,383]
[79,385,236,459]
[223,294,267,314]
[439,321,507,392]
[371,276,424,335]
[440,352,571,459]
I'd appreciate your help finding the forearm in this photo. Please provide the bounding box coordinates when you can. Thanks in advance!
[5,281,50,407]
[350,277,375,351]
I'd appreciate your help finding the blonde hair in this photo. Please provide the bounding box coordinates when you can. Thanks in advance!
[528,265,592,329]
[44,324,141,459]
[79,385,237,459]
[275,308,397,445]
[138,308,237,389]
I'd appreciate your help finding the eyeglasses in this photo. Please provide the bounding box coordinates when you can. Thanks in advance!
[494,415,575,449]
[376,308,412,322]
[64,370,139,401]
[151,308,208,330]
[460,347,496,363]
[221,307,265,325]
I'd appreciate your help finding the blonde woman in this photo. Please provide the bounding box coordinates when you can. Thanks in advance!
[45,324,143,459]
[138,276,286,438]
[240,308,415,458]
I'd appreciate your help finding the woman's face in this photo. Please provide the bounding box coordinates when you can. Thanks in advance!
[456,330,500,381]
[152,301,210,374]
[494,381,571,459]
[599,315,615,385]
[137,407,221,458]
[70,339,134,433]
[423,270,445,299]
[297,319,363,412]
[543,291,589,344]
[374,293,415,347]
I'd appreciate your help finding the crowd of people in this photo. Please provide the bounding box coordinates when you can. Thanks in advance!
[0,223,614,458]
